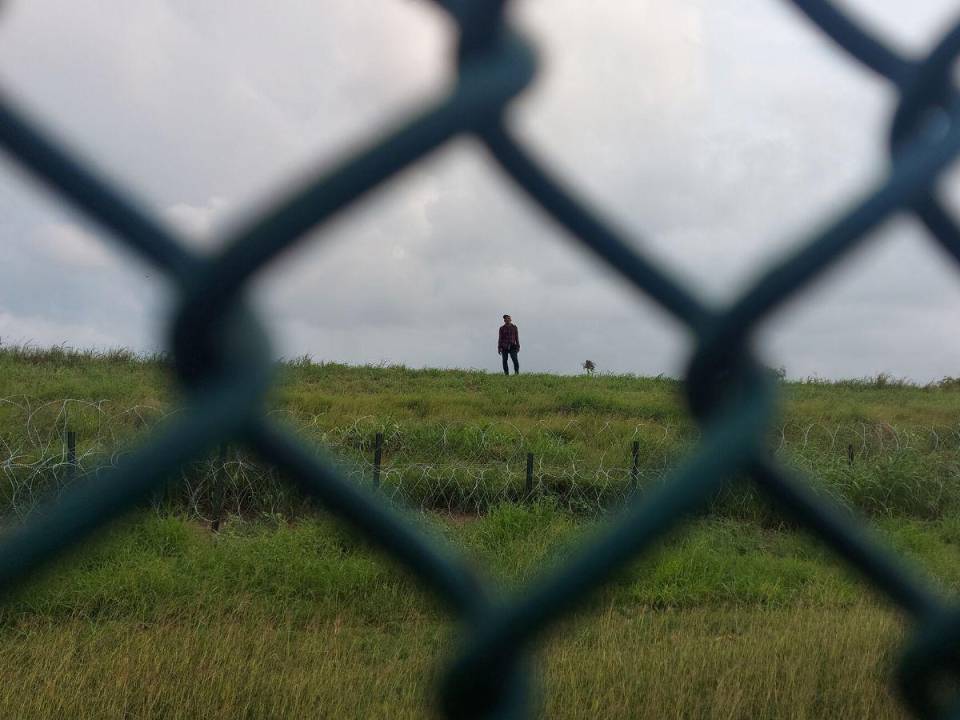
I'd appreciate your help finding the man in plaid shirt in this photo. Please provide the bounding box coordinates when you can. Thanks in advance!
[498,314,520,375]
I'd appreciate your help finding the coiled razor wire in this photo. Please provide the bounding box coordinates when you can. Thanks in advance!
[2,0,960,716]
[3,399,960,519]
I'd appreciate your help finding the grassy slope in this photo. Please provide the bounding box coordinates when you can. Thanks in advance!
[2,348,960,716]
[4,347,960,425]
[3,348,960,517]
[7,349,960,472]
[1,607,901,719]
[2,509,958,718]
[0,606,902,719]
[5,350,960,451]
[9,508,960,621]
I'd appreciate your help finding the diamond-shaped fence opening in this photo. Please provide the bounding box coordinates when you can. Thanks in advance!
[3,1,960,716]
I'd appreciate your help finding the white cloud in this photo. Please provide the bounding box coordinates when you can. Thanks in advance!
[33,222,116,269]
[0,310,122,350]
[2,0,960,380]
[165,197,232,249]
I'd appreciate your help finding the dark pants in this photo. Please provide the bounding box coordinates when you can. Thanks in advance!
[501,348,519,375]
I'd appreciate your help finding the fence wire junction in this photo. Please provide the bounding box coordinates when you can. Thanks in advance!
[3,1,960,717]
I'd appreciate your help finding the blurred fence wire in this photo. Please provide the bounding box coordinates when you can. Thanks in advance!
[3,0,960,716]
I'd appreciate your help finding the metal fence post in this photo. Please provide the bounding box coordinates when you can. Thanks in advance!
[847,443,854,466]
[65,429,77,482]
[526,452,534,499]
[373,432,383,488]
[211,443,227,532]
[630,440,640,494]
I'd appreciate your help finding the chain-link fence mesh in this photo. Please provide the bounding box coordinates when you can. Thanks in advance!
[3,0,960,716]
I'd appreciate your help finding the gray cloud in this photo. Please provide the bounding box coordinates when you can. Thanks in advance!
[1,0,960,380]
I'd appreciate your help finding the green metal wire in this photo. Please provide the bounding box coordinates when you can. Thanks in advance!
[2,0,960,716]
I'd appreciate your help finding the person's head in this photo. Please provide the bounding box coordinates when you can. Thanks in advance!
[503,314,512,325]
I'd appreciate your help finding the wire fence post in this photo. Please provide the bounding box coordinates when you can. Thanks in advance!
[373,432,383,489]
[211,443,226,533]
[64,429,76,482]
[630,440,640,495]
[525,452,534,500]
[847,443,854,466]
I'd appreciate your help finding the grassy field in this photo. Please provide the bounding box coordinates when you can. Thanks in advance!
[2,345,960,518]
[0,608,898,718]
[0,508,956,718]
[1,346,959,717]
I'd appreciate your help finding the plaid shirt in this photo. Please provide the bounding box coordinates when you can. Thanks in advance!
[498,323,519,352]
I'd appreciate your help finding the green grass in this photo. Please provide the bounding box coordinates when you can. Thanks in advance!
[1,345,959,716]
[4,344,960,425]
[2,345,960,518]
[9,507,960,622]
[0,607,903,719]
[0,508,954,718]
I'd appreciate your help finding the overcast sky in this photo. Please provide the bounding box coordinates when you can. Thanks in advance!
[2,1,960,380]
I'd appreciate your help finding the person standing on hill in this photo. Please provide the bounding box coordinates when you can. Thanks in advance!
[498,314,520,375]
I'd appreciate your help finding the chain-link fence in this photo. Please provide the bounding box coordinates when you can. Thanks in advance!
[3,0,960,716]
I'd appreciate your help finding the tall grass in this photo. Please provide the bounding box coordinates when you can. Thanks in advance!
[0,607,904,719]
[3,345,960,518]
[7,509,960,622]
[0,508,948,718]
[2,346,955,716]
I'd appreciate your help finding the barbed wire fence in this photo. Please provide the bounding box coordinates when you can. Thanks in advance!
[4,0,960,716]
[3,396,960,521]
